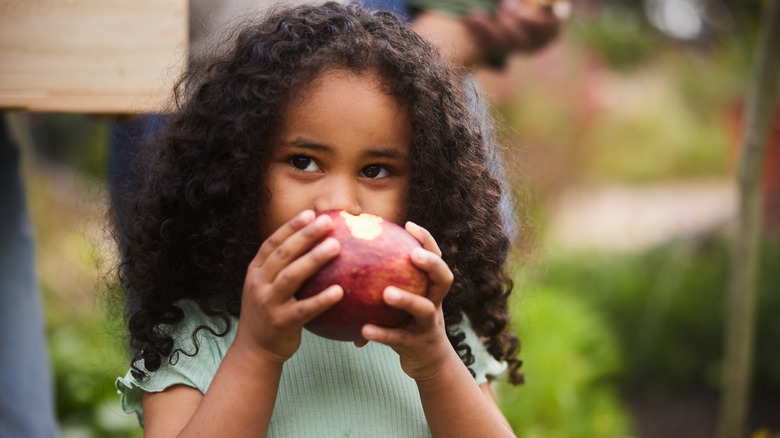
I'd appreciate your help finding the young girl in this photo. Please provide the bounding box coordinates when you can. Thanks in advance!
[113,3,523,436]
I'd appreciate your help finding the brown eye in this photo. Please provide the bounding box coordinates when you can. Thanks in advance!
[362,165,382,178]
[361,165,392,178]
[289,156,319,171]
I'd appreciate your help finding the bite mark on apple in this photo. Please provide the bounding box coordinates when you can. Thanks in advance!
[341,211,383,240]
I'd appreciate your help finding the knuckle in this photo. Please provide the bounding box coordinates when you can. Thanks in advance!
[249,253,264,269]
[244,276,261,293]
[268,312,291,331]
[293,302,313,321]
[313,247,331,262]
[273,243,290,261]
[301,223,319,238]
[442,269,454,285]
[391,331,409,347]
[265,313,282,330]
[264,235,282,250]
[255,288,274,308]
[420,300,436,317]
[276,269,295,285]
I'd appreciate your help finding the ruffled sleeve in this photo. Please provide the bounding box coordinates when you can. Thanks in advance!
[454,315,508,385]
[115,300,236,426]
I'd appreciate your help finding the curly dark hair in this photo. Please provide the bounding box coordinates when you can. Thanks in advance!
[111,1,523,385]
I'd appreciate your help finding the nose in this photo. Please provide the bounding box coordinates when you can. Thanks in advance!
[313,175,362,215]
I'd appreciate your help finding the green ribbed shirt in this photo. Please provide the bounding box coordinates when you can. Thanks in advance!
[116,300,507,437]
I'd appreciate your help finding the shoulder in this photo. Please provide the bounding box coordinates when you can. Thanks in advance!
[116,300,238,424]
[168,300,235,342]
[152,299,237,380]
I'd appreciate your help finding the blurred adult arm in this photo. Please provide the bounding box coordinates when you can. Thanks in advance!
[411,0,564,68]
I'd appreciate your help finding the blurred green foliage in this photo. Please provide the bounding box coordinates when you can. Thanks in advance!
[570,5,659,72]
[497,287,631,437]
[23,153,138,437]
[586,97,731,183]
[44,288,141,438]
[538,237,780,396]
[494,30,752,188]
[30,114,110,181]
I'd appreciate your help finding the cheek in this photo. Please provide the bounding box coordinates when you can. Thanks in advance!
[259,196,295,239]
[381,182,409,226]
[260,177,315,238]
[259,171,290,237]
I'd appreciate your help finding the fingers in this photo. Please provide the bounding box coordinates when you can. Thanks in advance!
[360,286,440,346]
[412,247,453,306]
[501,0,561,50]
[361,293,437,348]
[465,12,508,52]
[405,221,442,257]
[252,212,338,286]
[278,237,341,296]
[387,286,437,325]
[239,211,346,360]
[362,323,408,347]
[466,0,561,54]
[405,222,452,306]
[289,284,344,324]
[251,210,316,268]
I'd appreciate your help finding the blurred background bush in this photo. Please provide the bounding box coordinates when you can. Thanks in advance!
[14,0,779,436]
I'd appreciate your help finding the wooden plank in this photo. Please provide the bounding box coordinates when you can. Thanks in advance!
[0,0,188,114]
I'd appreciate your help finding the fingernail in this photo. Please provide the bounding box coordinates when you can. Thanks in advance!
[296,210,315,225]
[315,214,331,228]
[320,238,339,253]
[363,326,376,338]
[327,285,343,299]
[384,287,400,302]
[411,248,428,263]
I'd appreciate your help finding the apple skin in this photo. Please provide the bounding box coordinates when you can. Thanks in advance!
[295,210,429,341]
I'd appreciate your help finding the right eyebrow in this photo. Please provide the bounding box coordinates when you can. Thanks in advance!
[278,137,333,154]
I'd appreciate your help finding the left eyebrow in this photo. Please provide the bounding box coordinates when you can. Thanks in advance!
[363,147,407,161]
[279,138,332,153]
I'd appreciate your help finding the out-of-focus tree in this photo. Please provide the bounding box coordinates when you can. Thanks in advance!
[717,0,780,436]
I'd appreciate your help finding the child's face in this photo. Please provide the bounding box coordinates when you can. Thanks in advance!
[260,69,412,239]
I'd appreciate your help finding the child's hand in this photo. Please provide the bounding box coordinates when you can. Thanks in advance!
[234,210,344,364]
[360,221,458,382]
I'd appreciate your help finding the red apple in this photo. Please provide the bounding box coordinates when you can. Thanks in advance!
[295,210,429,341]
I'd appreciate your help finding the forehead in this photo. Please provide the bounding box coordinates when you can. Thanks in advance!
[281,69,410,139]
[292,68,398,107]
